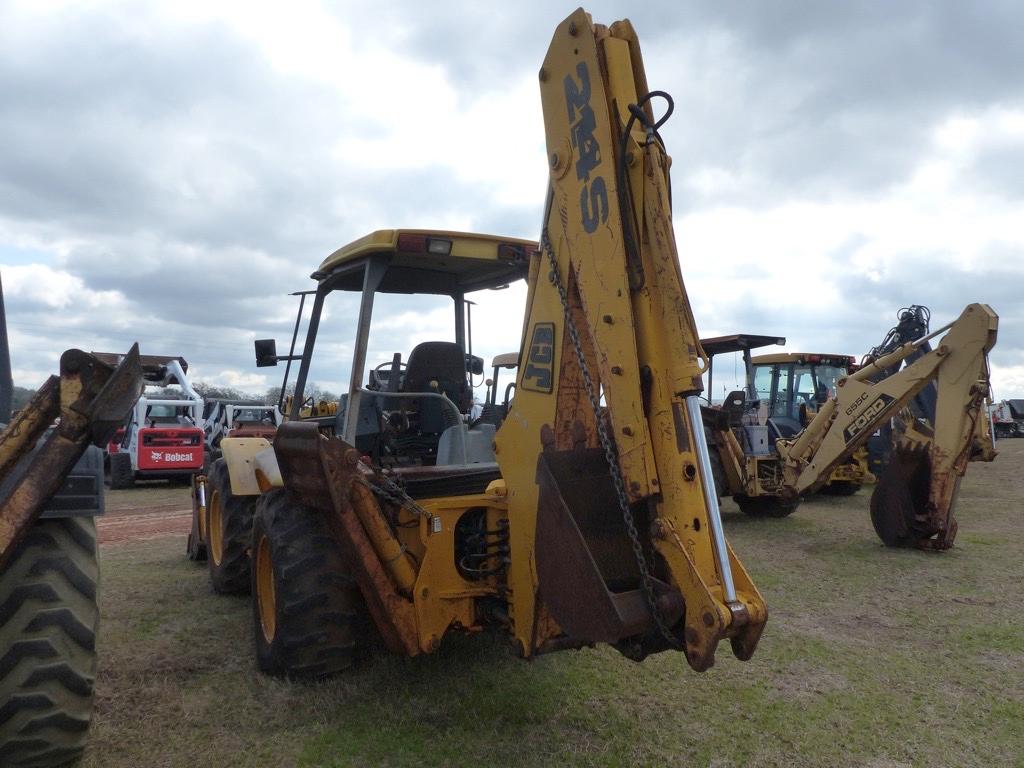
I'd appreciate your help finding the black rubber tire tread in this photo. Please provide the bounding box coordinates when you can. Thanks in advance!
[820,480,860,496]
[735,494,800,518]
[206,459,255,594]
[107,453,133,491]
[0,517,98,768]
[706,443,727,500]
[251,489,369,679]
[186,478,208,563]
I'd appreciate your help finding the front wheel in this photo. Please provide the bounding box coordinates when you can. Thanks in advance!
[0,517,98,767]
[206,459,255,594]
[251,490,370,679]
[186,476,208,562]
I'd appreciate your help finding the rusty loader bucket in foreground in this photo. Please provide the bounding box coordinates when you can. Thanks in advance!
[0,345,144,566]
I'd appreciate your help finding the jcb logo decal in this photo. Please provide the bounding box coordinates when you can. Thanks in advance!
[564,62,608,234]
[843,393,896,444]
[521,323,555,393]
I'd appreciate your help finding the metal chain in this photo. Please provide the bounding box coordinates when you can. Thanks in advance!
[361,474,431,519]
[541,229,681,648]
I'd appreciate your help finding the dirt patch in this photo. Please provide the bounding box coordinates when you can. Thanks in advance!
[99,485,193,545]
[98,507,191,545]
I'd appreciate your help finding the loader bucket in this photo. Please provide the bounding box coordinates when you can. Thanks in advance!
[0,346,144,566]
[534,448,683,644]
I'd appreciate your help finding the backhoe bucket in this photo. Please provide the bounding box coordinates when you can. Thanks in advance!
[534,448,683,644]
[869,445,953,549]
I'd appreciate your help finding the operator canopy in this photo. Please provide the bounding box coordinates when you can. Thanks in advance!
[315,229,536,295]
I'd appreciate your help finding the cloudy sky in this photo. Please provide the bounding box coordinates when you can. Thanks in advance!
[1,0,1021,403]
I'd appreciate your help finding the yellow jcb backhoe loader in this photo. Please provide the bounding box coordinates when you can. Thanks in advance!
[0,275,144,766]
[196,9,767,677]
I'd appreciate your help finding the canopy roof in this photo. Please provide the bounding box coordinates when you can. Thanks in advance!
[315,229,536,295]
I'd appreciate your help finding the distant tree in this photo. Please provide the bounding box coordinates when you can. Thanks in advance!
[264,382,338,408]
[11,385,35,412]
[193,382,256,402]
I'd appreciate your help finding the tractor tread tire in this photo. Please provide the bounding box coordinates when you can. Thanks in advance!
[735,494,800,518]
[207,460,255,595]
[252,490,369,680]
[0,517,98,768]
[107,453,133,491]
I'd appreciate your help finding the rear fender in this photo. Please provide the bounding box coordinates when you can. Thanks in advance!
[220,437,276,496]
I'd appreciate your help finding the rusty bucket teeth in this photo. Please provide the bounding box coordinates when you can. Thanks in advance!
[869,445,932,548]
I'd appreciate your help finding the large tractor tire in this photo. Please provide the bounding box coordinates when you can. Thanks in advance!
[206,459,255,594]
[0,517,98,768]
[251,489,369,679]
[107,453,133,490]
[706,443,727,500]
[735,494,800,518]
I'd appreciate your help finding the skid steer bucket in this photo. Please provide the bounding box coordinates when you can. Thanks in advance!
[534,448,683,644]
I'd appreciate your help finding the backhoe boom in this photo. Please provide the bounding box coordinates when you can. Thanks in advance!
[495,8,766,669]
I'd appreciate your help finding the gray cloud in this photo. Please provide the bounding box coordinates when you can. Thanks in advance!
[1,2,1022,399]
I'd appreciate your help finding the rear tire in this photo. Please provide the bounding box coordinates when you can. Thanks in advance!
[706,443,727,500]
[206,459,255,594]
[735,494,800,518]
[251,490,368,679]
[107,453,133,490]
[0,517,98,768]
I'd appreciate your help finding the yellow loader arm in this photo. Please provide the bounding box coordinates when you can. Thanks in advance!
[777,303,998,549]
[495,9,766,670]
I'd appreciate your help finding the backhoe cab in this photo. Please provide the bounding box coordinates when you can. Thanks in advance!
[201,9,767,679]
[749,351,869,495]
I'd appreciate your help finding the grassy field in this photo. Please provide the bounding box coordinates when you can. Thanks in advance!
[83,442,1024,768]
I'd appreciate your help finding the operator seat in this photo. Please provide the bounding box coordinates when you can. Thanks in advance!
[401,341,471,440]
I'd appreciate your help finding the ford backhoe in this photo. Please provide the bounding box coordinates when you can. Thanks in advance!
[197,9,767,678]
[698,305,997,549]
[775,303,997,549]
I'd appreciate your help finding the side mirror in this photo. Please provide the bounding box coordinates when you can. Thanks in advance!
[255,339,278,368]
[466,354,484,376]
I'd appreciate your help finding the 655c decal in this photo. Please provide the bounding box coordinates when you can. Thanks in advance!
[843,393,896,444]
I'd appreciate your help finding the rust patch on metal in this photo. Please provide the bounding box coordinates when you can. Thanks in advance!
[672,400,691,453]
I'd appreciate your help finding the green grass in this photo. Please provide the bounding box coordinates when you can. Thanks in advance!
[83,441,1024,768]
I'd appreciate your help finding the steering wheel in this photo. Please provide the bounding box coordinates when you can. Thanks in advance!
[371,360,407,389]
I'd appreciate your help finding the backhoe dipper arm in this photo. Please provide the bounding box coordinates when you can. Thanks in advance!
[777,303,997,548]
[495,9,766,670]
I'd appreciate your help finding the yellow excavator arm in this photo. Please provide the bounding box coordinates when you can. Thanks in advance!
[495,9,766,670]
[777,303,998,549]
